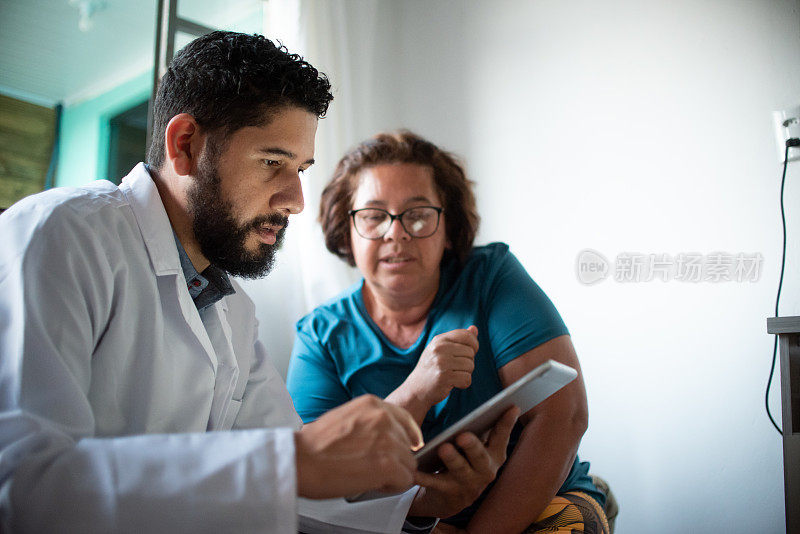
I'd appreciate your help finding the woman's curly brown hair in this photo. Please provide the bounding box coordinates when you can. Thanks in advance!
[319,131,480,267]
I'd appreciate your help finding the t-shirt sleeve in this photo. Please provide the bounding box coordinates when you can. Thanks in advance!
[287,319,352,423]
[483,248,569,369]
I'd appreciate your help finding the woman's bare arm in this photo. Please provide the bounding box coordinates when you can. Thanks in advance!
[466,335,588,534]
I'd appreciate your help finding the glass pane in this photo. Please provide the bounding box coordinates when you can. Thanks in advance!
[178,0,266,35]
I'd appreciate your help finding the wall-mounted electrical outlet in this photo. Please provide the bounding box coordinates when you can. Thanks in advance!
[773,105,800,163]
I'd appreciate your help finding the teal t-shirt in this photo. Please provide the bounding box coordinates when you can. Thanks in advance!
[287,243,603,520]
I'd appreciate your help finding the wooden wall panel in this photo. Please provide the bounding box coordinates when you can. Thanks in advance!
[0,94,56,209]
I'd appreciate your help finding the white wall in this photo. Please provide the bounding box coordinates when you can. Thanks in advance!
[258,1,800,532]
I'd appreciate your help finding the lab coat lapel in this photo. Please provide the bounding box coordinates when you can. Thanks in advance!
[202,298,241,430]
[118,163,219,370]
[174,278,219,370]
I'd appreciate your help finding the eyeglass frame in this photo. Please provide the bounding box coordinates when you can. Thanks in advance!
[348,206,444,240]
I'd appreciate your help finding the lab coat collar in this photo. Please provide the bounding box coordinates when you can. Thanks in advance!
[119,163,223,372]
[118,164,235,306]
[118,163,182,276]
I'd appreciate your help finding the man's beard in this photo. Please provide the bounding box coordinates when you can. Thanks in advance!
[187,153,288,279]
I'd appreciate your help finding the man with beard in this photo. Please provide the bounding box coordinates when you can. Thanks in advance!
[0,32,516,533]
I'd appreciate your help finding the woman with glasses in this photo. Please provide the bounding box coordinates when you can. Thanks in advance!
[286,131,610,534]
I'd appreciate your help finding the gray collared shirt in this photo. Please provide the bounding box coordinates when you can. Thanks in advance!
[172,231,235,311]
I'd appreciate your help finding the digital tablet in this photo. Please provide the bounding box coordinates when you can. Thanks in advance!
[346,359,577,501]
[414,359,578,473]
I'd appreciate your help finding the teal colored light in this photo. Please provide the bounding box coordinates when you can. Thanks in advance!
[56,70,152,188]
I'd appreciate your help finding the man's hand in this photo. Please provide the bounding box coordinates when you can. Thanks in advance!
[295,395,423,499]
[388,326,479,421]
[408,406,520,519]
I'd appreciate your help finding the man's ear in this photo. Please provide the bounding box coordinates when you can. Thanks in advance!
[164,113,203,176]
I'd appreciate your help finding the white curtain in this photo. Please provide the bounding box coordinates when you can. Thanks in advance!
[239,0,385,377]
[293,0,370,307]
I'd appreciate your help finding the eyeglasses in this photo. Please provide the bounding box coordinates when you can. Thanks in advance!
[349,206,444,240]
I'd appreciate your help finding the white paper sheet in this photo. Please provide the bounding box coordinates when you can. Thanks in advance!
[298,487,419,534]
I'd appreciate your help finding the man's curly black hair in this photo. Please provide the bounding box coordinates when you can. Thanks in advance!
[147,31,333,169]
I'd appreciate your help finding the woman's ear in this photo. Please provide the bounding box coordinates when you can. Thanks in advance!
[164,113,203,176]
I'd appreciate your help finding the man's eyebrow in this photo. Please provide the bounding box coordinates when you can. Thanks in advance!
[257,147,315,165]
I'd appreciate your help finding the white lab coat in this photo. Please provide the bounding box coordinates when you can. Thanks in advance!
[0,164,416,533]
